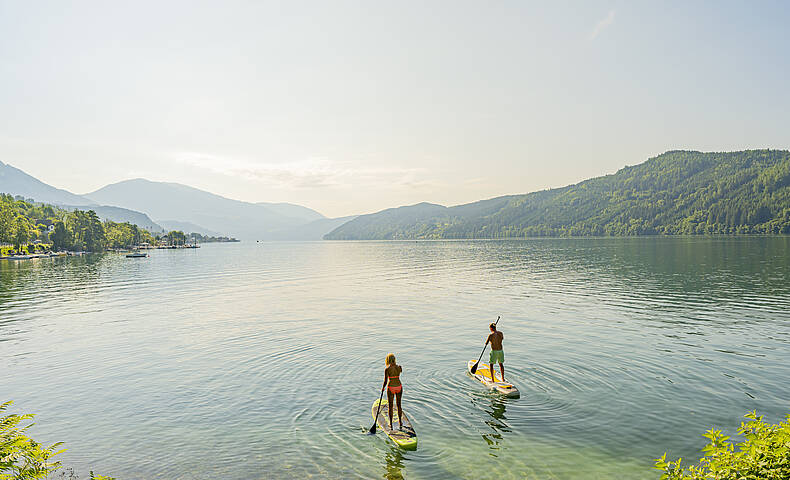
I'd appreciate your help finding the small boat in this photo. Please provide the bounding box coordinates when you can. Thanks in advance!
[126,252,148,258]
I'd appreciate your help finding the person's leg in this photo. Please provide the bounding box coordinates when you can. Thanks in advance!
[395,390,403,429]
[489,363,496,382]
[499,362,505,381]
[387,390,394,428]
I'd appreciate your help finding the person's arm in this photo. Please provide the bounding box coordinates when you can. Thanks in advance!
[382,369,388,389]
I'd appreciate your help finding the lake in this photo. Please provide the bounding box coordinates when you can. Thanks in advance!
[1,238,789,479]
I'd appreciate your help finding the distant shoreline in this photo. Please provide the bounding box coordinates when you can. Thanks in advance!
[321,233,790,241]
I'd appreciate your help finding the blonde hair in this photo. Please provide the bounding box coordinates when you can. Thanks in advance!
[385,353,396,366]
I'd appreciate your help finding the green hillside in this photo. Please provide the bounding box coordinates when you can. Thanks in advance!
[325,150,790,239]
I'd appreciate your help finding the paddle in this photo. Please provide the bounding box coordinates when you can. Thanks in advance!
[367,383,386,435]
[470,315,500,374]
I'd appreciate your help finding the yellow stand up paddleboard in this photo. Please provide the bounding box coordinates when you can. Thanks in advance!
[468,360,520,398]
[371,398,417,450]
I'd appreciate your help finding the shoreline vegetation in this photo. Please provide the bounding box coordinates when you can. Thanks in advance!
[0,401,114,480]
[655,411,790,479]
[0,193,238,260]
[3,399,787,480]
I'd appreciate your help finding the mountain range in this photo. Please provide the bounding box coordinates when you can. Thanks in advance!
[0,161,352,240]
[0,160,163,230]
[84,179,330,240]
[5,149,789,242]
[325,150,790,239]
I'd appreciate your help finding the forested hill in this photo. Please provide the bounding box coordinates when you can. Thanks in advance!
[324,150,790,239]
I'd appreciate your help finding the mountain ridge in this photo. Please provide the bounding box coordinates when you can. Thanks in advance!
[0,161,96,206]
[85,178,328,240]
[0,162,345,240]
[0,162,163,230]
[325,150,790,239]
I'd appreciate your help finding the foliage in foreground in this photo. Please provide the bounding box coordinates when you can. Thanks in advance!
[655,411,790,479]
[0,401,114,480]
[0,401,62,479]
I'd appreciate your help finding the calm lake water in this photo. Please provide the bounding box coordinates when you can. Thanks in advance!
[2,238,789,479]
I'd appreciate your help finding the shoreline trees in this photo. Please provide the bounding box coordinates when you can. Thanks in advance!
[1,194,238,254]
[0,194,156,252]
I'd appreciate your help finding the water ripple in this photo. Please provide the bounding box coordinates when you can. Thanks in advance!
[1,238,789,479]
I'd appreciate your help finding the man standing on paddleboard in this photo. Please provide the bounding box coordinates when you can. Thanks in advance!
[487,323,505,383]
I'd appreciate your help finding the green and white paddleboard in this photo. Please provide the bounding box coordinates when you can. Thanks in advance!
[371,398,417,450]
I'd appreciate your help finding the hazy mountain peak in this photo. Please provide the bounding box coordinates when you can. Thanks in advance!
[255,201,325,222]
[0,161,95,206]
[0,162,163,230]
[86,178,329,240]
[102,178,198,191]
[408,202,445,209]
[380,202,447,214]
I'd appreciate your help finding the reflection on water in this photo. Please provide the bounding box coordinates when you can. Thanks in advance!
[1,238,789,479]
[477,395,511,455]
[383,447,405,480]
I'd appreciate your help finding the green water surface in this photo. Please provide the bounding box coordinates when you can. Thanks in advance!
[1,237,789,479]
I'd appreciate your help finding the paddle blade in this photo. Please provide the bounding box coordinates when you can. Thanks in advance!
[367,424,377,435]
[470,362,479,374]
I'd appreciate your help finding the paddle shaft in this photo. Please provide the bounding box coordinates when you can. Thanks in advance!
[369,383,386,434]
[471,316,500,374]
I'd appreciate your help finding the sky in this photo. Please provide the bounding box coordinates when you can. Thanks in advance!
[1,1,789,217]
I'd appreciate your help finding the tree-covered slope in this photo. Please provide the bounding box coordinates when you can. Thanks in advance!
[325,202,447,240]
[325,150,790,239]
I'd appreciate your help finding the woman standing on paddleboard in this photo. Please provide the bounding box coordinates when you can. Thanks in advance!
[383,353,404,430]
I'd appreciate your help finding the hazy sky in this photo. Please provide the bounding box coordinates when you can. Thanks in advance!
[1,1,788,217]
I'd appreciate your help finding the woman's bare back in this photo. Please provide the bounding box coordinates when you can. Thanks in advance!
[386,364,402,387]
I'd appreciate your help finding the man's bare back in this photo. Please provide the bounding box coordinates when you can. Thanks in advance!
[487,326,505,382]
[487,331,503,350]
